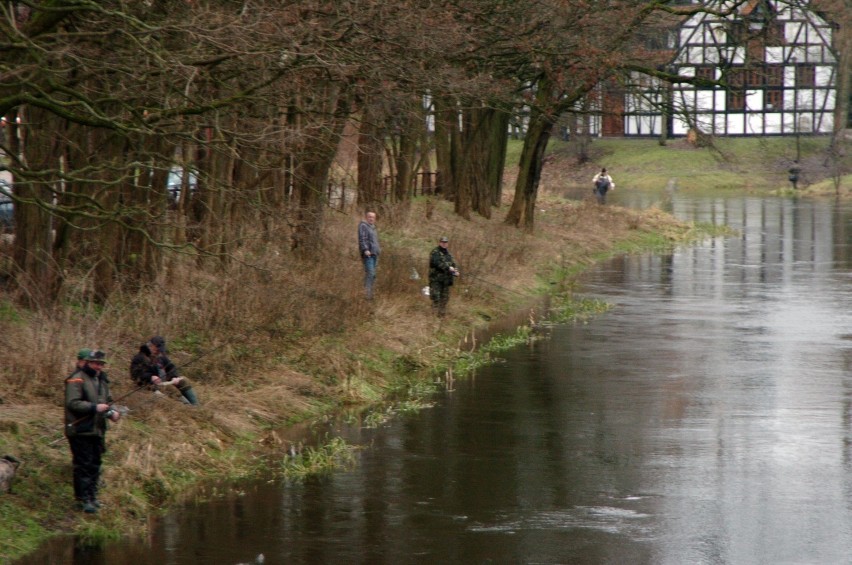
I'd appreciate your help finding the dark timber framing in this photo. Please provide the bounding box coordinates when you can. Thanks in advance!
[618,0,838,138]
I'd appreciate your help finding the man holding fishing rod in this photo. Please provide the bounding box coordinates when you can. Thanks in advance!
[130,335,199,405]
[64,349,120,514]
[429,236,460,318]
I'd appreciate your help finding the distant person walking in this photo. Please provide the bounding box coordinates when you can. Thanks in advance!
[429,236,459,317]
[64,349,120,513]
[358,211,381,300]
[592,168,615,204]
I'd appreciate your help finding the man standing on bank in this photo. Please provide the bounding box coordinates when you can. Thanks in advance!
[64,349,120,513]
[358,211,381,300]
[429,236,459,317]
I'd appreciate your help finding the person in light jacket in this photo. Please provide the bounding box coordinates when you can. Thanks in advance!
[592,168,615,204]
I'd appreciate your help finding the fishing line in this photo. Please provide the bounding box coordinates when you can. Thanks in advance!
[462,271,533,298]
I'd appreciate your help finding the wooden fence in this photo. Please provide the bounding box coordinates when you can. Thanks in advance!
[326,171,442,210]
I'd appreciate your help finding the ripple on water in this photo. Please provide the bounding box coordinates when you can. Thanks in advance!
[468,505,655,539]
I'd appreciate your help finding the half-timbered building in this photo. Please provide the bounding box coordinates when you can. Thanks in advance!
[612,0,839,138]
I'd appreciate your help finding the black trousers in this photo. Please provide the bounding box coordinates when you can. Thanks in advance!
[67,435,104,502]
[430,281,452,316]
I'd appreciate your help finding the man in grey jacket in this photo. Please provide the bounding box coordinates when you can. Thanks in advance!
[358,211,381,299]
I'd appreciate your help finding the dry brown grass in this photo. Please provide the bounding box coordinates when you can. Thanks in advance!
[1,195,685,405]
[0,193,694,560]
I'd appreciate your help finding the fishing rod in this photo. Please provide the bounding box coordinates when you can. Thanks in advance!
[411,264,530,298]
[46,382,150,446]
[462,271,533,298]
[47,374,192,446]
[164,326,266,373]
[46,331,252,446]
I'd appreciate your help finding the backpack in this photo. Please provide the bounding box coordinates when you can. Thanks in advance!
[595,176,610,192]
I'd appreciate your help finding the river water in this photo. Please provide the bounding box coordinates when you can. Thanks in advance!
[24,192,852,564]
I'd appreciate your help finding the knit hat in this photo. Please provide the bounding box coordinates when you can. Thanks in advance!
[77,348,92,361]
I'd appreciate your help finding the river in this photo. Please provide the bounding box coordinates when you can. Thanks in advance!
[23,192,852,564]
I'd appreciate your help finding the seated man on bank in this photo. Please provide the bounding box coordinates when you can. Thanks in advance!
[130,335,199,405]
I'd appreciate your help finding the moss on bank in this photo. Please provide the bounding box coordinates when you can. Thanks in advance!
[0,196,715,563]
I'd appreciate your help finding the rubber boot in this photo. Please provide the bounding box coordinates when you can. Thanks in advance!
[181,387,199,406]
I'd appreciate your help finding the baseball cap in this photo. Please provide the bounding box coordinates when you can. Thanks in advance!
[86,350,109,364]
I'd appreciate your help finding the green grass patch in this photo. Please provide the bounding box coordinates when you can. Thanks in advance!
[453,326,534,377]
[547,296,611,324]
[0,300,23,324]
[0,503,50,562]
[511,135,839,193]
[505,138,526,168]
[281,436,357,480]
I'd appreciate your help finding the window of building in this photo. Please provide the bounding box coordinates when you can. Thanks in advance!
[728,22,747,45]
[764,89,783,110]
[727,90,745,110]
[695,66,715,82]
[727,68,746,88]
[747,40,765,62]
[796,64,816,87]
[747,68,764,87]
[765,22,785,46]
[764,65,783,87]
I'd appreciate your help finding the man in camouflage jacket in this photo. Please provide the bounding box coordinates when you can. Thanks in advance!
[64,350,120,513]
[428,236,459,317]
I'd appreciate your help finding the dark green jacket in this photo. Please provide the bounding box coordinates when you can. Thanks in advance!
[429,246,457,287]
[130,345,178,385]
[64,366,112,438]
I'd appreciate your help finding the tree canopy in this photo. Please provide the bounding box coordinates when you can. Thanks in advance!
[0,0,847,302]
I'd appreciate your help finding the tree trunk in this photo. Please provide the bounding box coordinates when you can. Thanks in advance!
[433,96,457,199]
[194,126,234,266]
[458,106,499,220]
[505,93,555,231]
[357,102,385,207]
[392,98,422,202]
[291,83,350,252]
[486,109,510,207]
[114,137,169,291]
[831,11,850,147]
[659,83,671,147]
[454,108,474,220]
[12,106,59,306]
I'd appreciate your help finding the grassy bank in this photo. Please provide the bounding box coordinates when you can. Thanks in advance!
[527,135,850,196]
[0,191,714,562]
[8,129,848,562]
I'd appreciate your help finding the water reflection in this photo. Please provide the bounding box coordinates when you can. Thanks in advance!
[24,194,852,565]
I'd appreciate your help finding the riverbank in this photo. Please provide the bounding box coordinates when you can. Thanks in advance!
[533,136,851,197]
[0,194,707,563]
